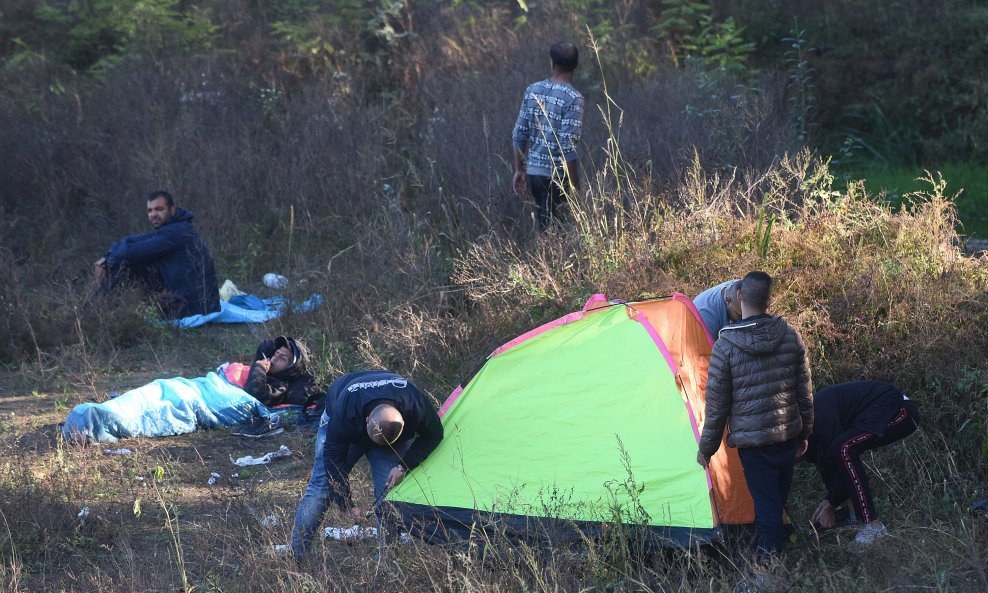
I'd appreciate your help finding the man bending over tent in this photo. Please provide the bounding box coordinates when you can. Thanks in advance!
[290,370,443,560]
[693,279,742,339]
[802,381,920,545]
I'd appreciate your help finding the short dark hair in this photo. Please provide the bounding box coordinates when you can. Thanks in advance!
[550,42,579,72]
[147,190,174,208]
[739,271,773,311]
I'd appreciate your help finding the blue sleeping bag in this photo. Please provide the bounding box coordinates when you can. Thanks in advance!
[62,365,271,444]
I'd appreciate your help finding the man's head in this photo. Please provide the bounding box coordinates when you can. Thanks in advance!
[725,280,743,322]
[146,190,176,229]
[268,346,294,374]
[366,404,405,446]
[739,271,773,316]
[550,42,579,73]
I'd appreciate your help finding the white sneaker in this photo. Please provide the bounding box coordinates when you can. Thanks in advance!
[854,521,888,545]
[734,572,772,593]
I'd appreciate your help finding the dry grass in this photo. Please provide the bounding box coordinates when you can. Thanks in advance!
[1,152,986,590]
[1,5,986,591]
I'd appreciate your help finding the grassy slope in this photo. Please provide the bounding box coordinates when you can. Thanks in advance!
[1,325,985,592]
[2,159,987,591]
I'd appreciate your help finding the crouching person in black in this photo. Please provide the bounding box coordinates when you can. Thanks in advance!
[803,381,920,545]
[290,371,443,560]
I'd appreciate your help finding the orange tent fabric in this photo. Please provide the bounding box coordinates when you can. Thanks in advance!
[634,296,755,525]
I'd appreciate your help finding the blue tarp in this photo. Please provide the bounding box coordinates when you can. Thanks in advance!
[62,365,271,444]
[168,293,323,329]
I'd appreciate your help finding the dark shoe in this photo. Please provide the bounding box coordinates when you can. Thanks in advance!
[832,505,862,531]
[232,416,284,438]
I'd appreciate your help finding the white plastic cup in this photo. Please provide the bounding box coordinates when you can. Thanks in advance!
[263,273,288,289]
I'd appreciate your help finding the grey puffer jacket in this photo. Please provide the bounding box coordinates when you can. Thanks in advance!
[698,314,813,457]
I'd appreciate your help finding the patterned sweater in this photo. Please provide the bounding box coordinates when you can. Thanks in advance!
[512,80,584,177]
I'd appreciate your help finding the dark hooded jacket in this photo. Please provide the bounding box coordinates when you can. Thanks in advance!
[322,370,444,510]
[805,381,913,504]
[105,207,220,318]
[699,314,813,457]
[245,337,324,408]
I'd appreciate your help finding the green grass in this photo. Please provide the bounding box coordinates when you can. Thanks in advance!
[849,164,988,237]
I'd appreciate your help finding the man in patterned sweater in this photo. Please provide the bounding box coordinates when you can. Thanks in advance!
[511,42,584,229]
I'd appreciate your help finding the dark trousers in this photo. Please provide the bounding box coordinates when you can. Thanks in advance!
[100,263,184,318]
[737,438,798,557]
[528,174,569,229]
[103,262,163,295]
[825,400,920,523]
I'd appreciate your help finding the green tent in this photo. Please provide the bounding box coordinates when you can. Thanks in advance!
[388,294,753,545]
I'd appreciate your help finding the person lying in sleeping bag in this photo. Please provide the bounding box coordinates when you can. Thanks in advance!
[61,336,323,444]
[230,336,326,437]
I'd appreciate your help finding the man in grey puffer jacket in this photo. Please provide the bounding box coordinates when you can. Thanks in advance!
[697,271,813,558]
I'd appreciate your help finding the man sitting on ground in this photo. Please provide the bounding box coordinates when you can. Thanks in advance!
[803,380,920,545]
[290,370,443,560]
[692,278,742,339]
[94,190,219,319]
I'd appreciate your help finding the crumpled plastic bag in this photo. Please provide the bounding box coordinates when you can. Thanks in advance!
[323,525,378,541]
[219,279,246,301]
[321,525,412,544]
[230,445,291,467]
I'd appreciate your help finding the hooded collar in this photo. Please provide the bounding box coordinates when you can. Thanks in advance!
[717,314,789,354]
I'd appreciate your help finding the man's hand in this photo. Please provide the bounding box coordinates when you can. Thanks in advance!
[255,358,271,373]
[810,499,836,529]
[94,257,108,282]
[512,170,527,196]
[696,451,710,468]
[385,465,406,489]
[795,439,808,460]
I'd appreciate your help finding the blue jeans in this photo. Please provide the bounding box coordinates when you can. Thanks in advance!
[290,410,410,559]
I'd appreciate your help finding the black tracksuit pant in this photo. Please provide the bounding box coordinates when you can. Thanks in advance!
[823,400,920,523]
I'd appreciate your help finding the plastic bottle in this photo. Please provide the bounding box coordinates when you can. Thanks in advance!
[262,273,289,289]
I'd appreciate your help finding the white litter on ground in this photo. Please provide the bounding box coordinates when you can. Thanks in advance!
[320,525,413,544]
[324,525,378,541]
[103,448,133,455]
[261,515,279,528]
[230,445,292,467]
[207,472,221,485]
[78,506,91,527]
